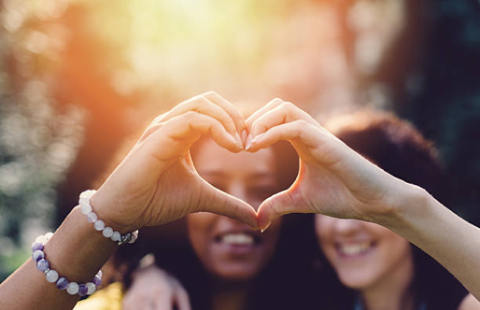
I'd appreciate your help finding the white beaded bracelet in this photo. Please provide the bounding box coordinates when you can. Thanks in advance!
[79,190,138,245]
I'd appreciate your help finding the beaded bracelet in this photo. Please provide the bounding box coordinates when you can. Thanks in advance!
[79,190,138,245]
[31,233,103,296]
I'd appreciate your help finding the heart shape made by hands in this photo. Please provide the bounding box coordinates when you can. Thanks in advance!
[190,137,300,224]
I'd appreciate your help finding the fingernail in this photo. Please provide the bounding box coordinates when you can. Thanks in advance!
[241,130,247,145]
[235,132,243,149]
[229,134,237,146]
[245,134,253,150]
[251,133,264,144]
[260,222,271,233]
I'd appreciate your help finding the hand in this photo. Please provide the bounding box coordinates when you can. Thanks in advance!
[123,265,191,310]
[91,91,258,232]
[246,99,417,229]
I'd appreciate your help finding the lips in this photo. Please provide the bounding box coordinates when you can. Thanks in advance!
[336,241,375,258]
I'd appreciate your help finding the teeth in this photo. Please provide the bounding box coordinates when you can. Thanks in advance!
[339,242,371,256]
[221,233,254,246]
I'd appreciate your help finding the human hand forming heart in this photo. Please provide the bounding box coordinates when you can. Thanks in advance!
[245,98,419,230]
[91,92,416,233]
[91,91,258,233]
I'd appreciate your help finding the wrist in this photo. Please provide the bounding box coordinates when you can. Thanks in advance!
[90,189,140,234]
[379,183,432,231]
[43,207,118,283]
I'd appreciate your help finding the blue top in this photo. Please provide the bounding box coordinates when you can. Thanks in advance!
[354,297,426,310]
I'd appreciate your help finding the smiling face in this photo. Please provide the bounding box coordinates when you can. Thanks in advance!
[315,215,414,291]
[188,139,282,281]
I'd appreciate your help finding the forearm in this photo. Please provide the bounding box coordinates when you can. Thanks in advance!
[386,187,480,299]
[0,206,119,310]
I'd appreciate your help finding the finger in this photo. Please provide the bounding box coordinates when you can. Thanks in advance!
[197,183,258,229]
[202,91,246,134]
[122,298,133,310]
[245,98,285,129]
[247,120,321,152]
[140,96,238,143]
[165,112,242,152]
[171,278,192,310]
[141,111,242,163]
[249,102,318,138]
[257,190,298,231]
[153,290,175,310]
[123,294,150,310]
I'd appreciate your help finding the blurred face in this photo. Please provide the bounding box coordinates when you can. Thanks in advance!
[188,139,282,281]
[315,215,413,290]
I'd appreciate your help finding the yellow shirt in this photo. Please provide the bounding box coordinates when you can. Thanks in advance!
[74,282,125,310]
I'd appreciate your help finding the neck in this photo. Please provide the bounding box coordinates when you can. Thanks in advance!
[360,255,415,310]
[210,280,250,310]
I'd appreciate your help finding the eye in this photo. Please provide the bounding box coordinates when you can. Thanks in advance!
[208,181,227,193]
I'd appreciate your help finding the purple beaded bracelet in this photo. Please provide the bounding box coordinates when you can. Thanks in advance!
[31,233,103,296]
[79,190,139,245]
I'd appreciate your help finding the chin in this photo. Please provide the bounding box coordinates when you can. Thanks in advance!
[212,264,260,282]
[338,272,375,290]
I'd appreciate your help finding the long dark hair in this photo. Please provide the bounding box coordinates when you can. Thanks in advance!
[318,110,467,310]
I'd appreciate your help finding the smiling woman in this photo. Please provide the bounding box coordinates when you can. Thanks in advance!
[314,110,470,310]
[188,138,283,282]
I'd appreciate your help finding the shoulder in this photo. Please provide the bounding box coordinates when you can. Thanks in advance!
[74,282,125,310]
[457,294,480,310]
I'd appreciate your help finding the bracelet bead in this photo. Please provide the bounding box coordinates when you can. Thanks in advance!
[92,275,102,286]
[87,212,98,223]
[78,284,88,296]
[31,242,44,252]
[86,282,96,295]
[32,250,45,262]
[46,270,59,283]
[111,231,121,242]
[56,277,69,290]
[35,235,48,244]
[66,282,79,295]
[37,259,49,272]
[102,227,113,238]
[93,219,105,231]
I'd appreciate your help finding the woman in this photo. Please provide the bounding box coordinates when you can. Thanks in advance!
[313,111,478,310]
[74,106,318,310]
[246,99,480,307]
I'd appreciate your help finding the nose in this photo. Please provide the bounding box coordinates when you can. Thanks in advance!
[227,181,251,206]
[333,219,362,236]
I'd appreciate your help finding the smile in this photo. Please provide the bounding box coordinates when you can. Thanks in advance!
[220,233,255,246]
[214,231,262,248]
[336,241,375,258]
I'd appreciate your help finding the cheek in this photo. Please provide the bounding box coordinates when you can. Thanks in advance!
[262,218,282,251]
[314,215,333,244]
[187,213,217,260]
[377,232,412,265]
[314,216,336,259]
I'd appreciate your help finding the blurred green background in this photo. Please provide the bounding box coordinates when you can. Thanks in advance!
[1,0,479,282]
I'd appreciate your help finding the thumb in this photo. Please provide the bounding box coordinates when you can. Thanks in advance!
[198,185,258,229]
[257,190,296,231]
